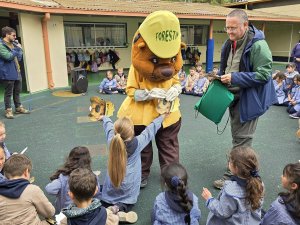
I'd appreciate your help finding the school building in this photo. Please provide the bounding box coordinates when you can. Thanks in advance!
[0,0,299,93]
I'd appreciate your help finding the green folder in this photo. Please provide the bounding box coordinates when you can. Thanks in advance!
[194,80,234,124]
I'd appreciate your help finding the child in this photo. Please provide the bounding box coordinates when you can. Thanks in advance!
[285,62,299,91]
[45,146,101,213]
[202,146,264,225]
[0,120,11,159]
[114,67,127,94]
[193,70,209,97]
[99,114,165,222]
[261,162,300,225]
[183,67,198,95]
[0,154,55,224]
[287,74,300,115]
[60,168,119,225]
[151,162,201,225]
[273,72,287,105]
[178,67,187,90]
[99,70,118,94]
[0,146,6,181]
[212,66,219,75]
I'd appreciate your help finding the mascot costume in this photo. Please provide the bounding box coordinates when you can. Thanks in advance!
[118,10,184,186]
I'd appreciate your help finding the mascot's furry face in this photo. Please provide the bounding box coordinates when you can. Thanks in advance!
[132,32,185,82]
[131,10,185,82]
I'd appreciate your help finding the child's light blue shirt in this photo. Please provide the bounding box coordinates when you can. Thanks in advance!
[101,116,163,205]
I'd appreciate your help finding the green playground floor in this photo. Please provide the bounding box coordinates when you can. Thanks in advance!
[1,62,299,224]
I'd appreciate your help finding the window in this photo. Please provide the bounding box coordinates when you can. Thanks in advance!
[180,25,208,46]
[64,22,127,48]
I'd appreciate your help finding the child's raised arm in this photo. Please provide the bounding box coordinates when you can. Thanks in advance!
[102,116,115,144]
[136,115,164,152]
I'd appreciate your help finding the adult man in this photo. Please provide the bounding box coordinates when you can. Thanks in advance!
[0,26,29,119]
[291,40,300,73]
[213,9,277,189]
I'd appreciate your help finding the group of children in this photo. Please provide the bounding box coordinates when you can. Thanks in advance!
[0,116,299,225]
[273,62,300,118]
[99,67,127,95]
[180,63,219,97]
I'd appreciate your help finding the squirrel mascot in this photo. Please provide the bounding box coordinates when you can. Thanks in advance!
[118,10,185,187]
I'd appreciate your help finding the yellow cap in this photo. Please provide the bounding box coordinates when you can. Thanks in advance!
[139,10,181,59]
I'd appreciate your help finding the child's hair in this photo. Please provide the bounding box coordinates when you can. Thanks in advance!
[69,168,97,202]
[189,66,196,71]
[162,163,193,225]
[279,162,300,219]
[286,62,297,69]
[273,71,286,80]
[50,146,91,181]
[4,154,32,179]
[294,74,300,82]
[108,117,134,188]
[229,146,264,211]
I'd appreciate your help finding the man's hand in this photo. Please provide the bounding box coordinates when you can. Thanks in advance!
[221,73,232,84]
[295,57,300,62]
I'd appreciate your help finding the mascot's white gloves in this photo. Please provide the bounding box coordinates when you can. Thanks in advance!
[149,88,167,99]
[134,89,151,101]
[166,84,182,101]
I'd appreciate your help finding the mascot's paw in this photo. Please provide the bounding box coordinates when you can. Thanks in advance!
[88,96,115,121]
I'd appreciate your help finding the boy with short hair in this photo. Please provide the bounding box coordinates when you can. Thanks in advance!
[60,168,119,225]
[0,154,55,224]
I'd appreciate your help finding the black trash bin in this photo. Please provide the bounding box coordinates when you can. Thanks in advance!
[71,68,88,94]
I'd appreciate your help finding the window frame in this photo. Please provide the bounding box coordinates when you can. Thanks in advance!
[64,22,128,48]
[180,24,209,46]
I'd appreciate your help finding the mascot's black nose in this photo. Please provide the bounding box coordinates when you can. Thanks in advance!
[160,67,173,78]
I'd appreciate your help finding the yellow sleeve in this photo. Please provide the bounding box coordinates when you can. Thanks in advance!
[126,65,140,98]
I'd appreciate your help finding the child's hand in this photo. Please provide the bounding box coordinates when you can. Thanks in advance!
[97,115,104,121]
[201,187,212,201]
[161,113,170,119]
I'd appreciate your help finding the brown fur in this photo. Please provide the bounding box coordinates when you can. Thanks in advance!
[131,31,185,82]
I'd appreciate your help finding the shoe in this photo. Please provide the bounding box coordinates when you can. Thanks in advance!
[118,211,138,224]
[289,113,300,119]
[140,177,148,188]
[15,105,30,114]
[112,91,118,94]
[213,178,226,189]
[5,108,14,119]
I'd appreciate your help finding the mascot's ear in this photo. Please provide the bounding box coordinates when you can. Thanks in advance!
[138,42,146,49]
[181,42,186,49]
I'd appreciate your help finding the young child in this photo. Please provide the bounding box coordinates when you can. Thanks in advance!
[99,114,165,223]
[285,62,299,91]
[287,74,300,115]
[0,121,11,159]
[261,162,300,225]
[114,67,127,94]
[151,162,201,225]
[45,146,101,213]
[193,70,209,97]
[0,154,55,224]
[202,146,264,225]
[99,70,118,94]
[60,168,118,225]
[178,67,187,90]
[183,67,198,95]
[0,146,6,181]
[273,72,287,105]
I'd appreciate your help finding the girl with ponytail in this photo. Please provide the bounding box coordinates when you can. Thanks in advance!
[202,146,264,225]
[261,162,300,225]
[151,162,201,225]
[99,114,165,223]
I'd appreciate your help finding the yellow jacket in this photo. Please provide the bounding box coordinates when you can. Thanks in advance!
[118,65,181,128]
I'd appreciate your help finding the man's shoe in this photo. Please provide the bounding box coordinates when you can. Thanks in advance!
[5,108,14,119]
[140,177,148,188]
[213,178,226,189]
[15,105,30,114]
[289,113,300,119]
[118,211,138,224]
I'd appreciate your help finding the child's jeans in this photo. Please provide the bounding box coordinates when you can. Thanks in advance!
[103,87,117,94]
[287,104,297,114]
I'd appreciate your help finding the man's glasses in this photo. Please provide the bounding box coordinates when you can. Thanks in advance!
[224,27,238,32]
